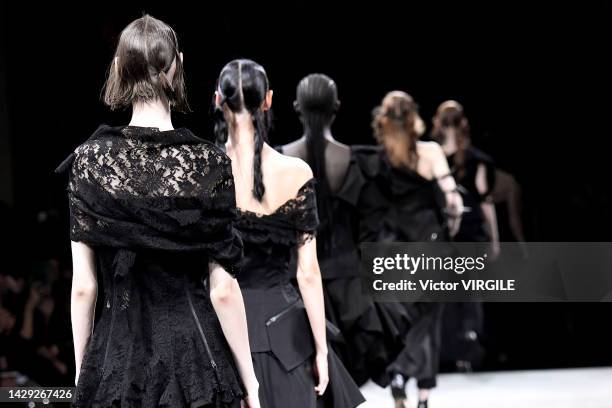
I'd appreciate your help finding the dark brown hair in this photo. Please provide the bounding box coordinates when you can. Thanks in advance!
[103,15,189,112]
[431,100,470,177]
[372,91,425,170]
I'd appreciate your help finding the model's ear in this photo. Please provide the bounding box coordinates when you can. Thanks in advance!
[293,100,300,112]
[214,91,222,108]
[335,99,341,111]
[179,52,184,63]
[263,90,273,111]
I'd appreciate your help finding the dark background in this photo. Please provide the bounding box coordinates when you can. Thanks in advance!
[1,2,611,371]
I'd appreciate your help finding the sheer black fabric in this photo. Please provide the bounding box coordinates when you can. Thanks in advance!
[57,125,245,408]
[61,124,243,275]
[234,178,364,407]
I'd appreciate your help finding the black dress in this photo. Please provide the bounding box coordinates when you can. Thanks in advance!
[57,125,246,408]
[448,146,496,243]
[234,178,365,408]
[442,146,495,367]
[277,146,391,387]
[355,145,449,389]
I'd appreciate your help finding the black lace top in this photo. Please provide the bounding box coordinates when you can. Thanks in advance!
[57,125,245,407]
[234,178,319,352]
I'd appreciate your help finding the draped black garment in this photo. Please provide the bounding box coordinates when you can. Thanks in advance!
[57,125,245,408]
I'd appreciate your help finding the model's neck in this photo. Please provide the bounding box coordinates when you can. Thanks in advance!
[227,111,256,156]
[384,134,416,168]
[129,99,173,131]
[302,126,334,142]
[441,131,458,156]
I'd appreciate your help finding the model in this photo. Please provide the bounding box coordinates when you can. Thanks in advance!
[213,59,364,408]
[278,73,391,386]
[356,91,463,408]
[56,16,259,408]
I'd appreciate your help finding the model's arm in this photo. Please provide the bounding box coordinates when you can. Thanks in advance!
[296,237,329,396]
[70,241,98,385]
[208,262,260,408]
[430,143,464,236]
[476,164,500,258]
[19,283,40,340]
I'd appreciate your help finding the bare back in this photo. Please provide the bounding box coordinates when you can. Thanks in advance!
[414,141,452,181]
[230,143,314,216]
[281,137,351,193]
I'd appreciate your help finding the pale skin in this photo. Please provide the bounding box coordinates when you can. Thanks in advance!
[281,113,351,193]
[71,54,260,408]
[384,134,465,236]
[217,90,330,396]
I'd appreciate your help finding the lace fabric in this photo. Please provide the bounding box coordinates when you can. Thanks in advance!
[57,125,246,407]
[235,178,319,247]
[61,125,243,275]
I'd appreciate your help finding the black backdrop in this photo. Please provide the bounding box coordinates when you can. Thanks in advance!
[1,1,611,370]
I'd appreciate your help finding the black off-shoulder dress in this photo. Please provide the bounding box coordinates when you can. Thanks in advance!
[234,178,365,408]
[57,125,245,408]
[276,145,392,387]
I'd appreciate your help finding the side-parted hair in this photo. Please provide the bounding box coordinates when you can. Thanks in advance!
[103,14,189,112]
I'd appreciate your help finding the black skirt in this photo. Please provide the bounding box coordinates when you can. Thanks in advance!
[244,291,365,408]
[323,275,392,387]
[386,303,445,387]
[252,348,365,408]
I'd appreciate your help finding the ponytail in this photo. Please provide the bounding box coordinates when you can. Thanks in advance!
[252,110,267,201]
[214,59,271,201]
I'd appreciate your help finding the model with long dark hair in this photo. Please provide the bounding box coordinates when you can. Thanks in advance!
[57,16,259,408]
[357,91,463,408]
[279,74,390,386]
[213,60,364,407]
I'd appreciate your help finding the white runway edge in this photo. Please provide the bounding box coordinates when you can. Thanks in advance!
[359,367,612,408]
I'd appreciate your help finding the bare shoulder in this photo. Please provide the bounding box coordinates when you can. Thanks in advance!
[281,137,305,151]
[265,145,313,195]
[277,150,313,185]
[417,140,444,154]
[417,140,446,161]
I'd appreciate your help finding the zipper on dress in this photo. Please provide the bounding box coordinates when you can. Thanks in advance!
[265,302,297,326]
[185,286,220,375]
[101,283,117,375]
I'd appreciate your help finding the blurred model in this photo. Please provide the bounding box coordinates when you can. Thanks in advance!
[357,91,463,408]
[431,101,499,371]
[279,74,390,385]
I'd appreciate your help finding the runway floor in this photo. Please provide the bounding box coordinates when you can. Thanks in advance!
[359,367,612,408]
